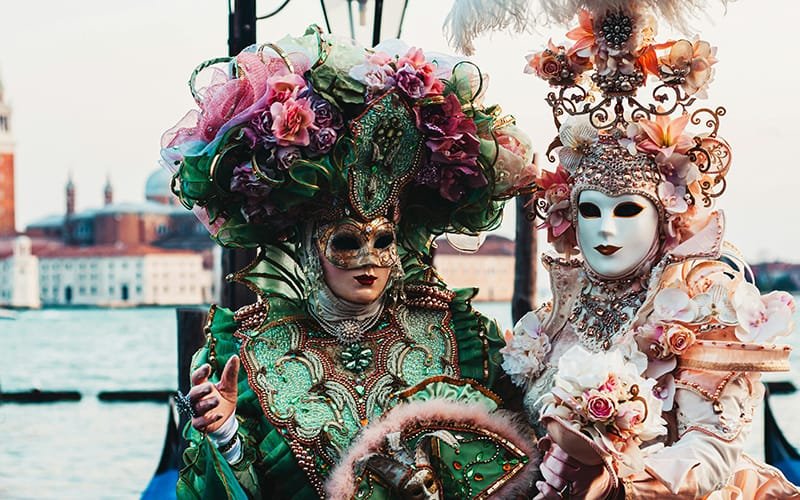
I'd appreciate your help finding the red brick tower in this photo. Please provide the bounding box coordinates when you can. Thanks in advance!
[0,74,15,236]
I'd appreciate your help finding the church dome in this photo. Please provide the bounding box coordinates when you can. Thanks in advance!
[144,168,173,203]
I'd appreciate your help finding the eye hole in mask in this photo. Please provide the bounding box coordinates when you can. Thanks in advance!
[614,202,644,217]
[374,232,394,249]
[331,234,361,251]
[578,202,601,218]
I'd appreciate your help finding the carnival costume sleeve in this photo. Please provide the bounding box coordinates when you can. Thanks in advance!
[177,302,320,499]
[616,252,799,499]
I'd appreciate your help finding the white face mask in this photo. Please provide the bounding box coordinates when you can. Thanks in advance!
[576,190,660,278]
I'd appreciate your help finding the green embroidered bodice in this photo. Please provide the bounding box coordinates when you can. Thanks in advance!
[178,286,506,500]
[237,303,460,493]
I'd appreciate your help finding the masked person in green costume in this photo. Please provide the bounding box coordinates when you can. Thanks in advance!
[161,28,539,499]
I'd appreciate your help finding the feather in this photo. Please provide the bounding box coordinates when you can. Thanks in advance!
[535,0,730,29]
[444,0,533,55]
[444,0,730,54]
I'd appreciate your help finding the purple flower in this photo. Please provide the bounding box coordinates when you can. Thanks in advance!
[237,126,260,149]
[363,68,395,95]
[415,94,463,139]
[427,127,481,166]
[250,110,276,145]
[230,162,281,224]
[310,94,343,130]
[439,163,487,202]
[395,64,426,99]
[230,162,271,198]
[276,146,302,170]
[309,127,337,155]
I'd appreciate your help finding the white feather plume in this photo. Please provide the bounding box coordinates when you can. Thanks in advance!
[444,0,533,55]
[444,0,730,54]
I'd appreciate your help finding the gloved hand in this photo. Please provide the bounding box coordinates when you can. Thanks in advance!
[534,436,616,499]
[188,355,240,434]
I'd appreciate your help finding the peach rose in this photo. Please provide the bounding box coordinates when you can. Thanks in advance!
[665,324,696,355]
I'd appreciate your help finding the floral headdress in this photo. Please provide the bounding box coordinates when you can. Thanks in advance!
[160,27,536,250]
[523,8,731,256]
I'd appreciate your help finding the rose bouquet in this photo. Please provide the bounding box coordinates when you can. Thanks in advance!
[540,345,667,476]
[160,29,536,247]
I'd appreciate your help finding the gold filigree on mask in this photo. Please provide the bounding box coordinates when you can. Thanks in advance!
[316,217,398,270]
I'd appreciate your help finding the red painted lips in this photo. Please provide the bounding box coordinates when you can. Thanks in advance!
[594,245,621,256]
[354,274,377,286]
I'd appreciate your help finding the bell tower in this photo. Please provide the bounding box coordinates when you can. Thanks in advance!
[0,71,16,237]
[103,174,113,205]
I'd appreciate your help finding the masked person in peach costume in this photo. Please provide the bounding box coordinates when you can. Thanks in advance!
[161,27,541,499]
[446,1,800,498]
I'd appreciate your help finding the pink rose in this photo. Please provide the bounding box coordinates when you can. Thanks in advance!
[598,374,619,393]
[266,73,307,105]
[586,390,617,422]
[270,97,315,147]
[397,47,442,95]
[615,400,645,434]
[367,51,393,66]
[665,324,695,355]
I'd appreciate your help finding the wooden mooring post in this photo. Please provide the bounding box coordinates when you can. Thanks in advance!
[176,306,209,455]
[511,180,537,326]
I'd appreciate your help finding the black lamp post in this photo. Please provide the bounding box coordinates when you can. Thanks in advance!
[318,0,410,47]
[249,0,410,47]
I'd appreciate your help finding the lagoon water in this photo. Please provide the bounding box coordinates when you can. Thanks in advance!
[1,302,799,498]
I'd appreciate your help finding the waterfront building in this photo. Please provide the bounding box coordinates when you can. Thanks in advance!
[433,235,515,301]
[0,163,216,307]
[36,245,212,306]
[0,236,40,308]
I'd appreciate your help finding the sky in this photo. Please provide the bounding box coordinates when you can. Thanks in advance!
[0,0,798,262]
